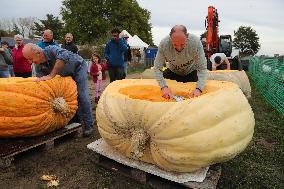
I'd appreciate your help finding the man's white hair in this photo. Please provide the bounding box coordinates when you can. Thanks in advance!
[14,34,24,40]
[44,29,53,36]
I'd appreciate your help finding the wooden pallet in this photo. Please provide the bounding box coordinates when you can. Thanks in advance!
[93,153,221,189]
[0,122,82,168]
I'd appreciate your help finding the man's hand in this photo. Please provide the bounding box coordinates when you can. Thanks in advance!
[212,63,218,71]
[0,48,4,52]
[225,57,231,70]
[189,89,202,98]
[105,60,109,68]
[33,59,64,82]
[161,86,173,99]
[33,75,54,82]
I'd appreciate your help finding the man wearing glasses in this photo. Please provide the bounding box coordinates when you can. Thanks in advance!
[104,28,128,82]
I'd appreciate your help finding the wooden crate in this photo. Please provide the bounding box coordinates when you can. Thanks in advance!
[93,154,221,189]
[0,123,82,168]
[87,138,221,189]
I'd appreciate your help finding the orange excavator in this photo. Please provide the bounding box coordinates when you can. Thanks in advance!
[201,6,241,70]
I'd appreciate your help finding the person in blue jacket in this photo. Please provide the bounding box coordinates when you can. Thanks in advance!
[37,29,58,49]
[104,28,128,82]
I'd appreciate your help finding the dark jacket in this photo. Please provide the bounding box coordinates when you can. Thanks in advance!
[61,42,78,54]
[124,44,132,62]
[0,48,12,71]
[104,38,128,67]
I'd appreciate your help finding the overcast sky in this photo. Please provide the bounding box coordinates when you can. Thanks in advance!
[0,0,283,56]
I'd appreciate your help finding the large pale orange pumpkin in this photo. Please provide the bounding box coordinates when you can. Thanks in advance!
[207,70,251,98]
[0,76,78,138]
[96,79,255,172]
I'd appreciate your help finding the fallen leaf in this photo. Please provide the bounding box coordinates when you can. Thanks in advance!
[47,180,59,187]
[40,175,57,181]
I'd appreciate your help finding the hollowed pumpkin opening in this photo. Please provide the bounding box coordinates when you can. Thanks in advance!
[119,84,217,102]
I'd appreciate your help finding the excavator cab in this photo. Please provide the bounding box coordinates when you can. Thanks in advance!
[219,35,232,57]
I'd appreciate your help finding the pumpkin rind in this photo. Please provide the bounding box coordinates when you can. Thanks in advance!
[141,68,251,98]
[96,79,255,172]
[207,70,251,98]
[0,76,78,137]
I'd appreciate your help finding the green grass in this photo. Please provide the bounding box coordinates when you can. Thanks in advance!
[218,78,284,189]
[128,64,146,74]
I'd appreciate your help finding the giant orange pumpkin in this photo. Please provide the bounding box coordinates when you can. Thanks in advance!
[0,76,78,138]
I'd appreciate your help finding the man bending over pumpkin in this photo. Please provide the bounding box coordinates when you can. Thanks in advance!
[154,25,207,99]
[23,43,94,137]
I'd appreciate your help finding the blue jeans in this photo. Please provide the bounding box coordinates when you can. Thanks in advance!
[8,65,15,77]
[73,62,94,130]
[0,70,10,78]
[124,61,128,75]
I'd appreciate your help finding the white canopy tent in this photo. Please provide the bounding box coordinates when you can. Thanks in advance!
[119,30,148,49]
[119,30,133,38]
[128,35,149,49]
[119,30,149,63]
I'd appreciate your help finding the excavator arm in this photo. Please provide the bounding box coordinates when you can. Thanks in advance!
[205,6,220,60]
[203,6,235,70]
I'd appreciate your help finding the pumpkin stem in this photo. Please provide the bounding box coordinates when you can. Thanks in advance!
[130,129,149,159]
[52,97,68,116]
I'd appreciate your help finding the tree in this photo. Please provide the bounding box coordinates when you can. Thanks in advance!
[12,24,21,35]
[0,19,18,37]
[0,18,37,38]
[61,0,153,45]
[33,14,64,40]
[0,30,9,37]
[233,26,260,56]
[0,18,14,34]
[19,17,36,38]
[18,18,29,37]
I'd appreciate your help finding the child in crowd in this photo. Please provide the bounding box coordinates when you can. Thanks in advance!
[90,53,107,103]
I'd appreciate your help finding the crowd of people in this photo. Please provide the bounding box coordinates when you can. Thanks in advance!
[1,25,231,136]
[0,27,132,136]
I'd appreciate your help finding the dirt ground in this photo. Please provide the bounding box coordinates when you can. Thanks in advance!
[1,73,149,189]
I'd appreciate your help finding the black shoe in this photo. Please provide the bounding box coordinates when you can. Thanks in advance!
[83,128,94,137]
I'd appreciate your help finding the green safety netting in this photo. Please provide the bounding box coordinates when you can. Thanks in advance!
[248,56,284,114]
